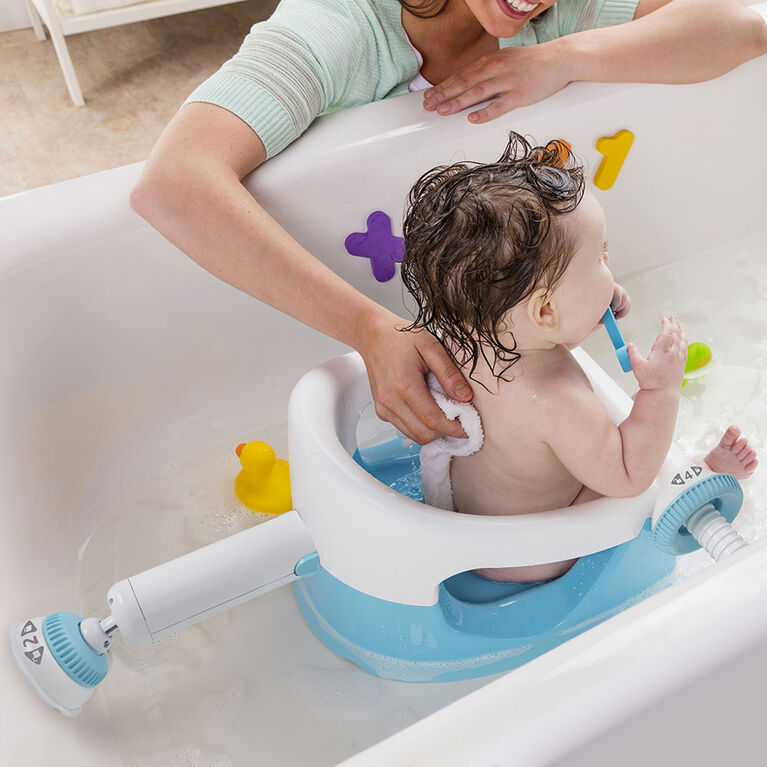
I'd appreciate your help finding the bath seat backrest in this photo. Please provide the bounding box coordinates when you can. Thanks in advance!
[287,352,654,606]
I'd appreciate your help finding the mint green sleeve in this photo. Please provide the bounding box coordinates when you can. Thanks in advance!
[503,0,641,47]
[183,0,370,160]
[556,0,640,36]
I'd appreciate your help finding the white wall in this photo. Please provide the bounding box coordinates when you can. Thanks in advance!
[1,0,32,33]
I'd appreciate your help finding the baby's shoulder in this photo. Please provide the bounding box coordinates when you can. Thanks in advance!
[498,353,594,412]
[520,350,588,386]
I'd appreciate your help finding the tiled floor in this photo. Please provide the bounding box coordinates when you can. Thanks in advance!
[0,1,277,195]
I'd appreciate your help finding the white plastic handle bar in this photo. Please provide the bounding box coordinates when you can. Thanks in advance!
[106,510,314,645]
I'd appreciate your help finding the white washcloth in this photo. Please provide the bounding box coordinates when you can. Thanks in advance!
[419,373,484,510]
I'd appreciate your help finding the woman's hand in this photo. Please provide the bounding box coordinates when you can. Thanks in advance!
[357,312,472,444]
[422,41,571,123]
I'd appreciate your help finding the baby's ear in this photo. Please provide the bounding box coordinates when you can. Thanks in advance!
[527,287,559,331]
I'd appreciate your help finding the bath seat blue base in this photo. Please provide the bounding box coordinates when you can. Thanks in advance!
[293,521,674,682]
[292,440,676,682]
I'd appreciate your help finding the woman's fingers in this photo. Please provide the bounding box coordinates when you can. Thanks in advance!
[376,370,462,444]
[430,80,502,116]
[403,376,467,441]
[423,51,517,114]
[412,334,471,439]
[424,45,569,123]
[405,340,469,440]
[375,398,441,445]
[467,95,518,123]
[424,75,517,123]
[416,334,472,401]
[361,320,470,443]
[423,65,486,110]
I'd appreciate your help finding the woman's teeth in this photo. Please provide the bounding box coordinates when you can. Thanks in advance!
[508,0,539,13]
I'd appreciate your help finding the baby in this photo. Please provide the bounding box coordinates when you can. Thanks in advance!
[401,133,758,583]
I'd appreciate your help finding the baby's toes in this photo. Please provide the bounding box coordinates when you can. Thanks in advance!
[732,438,748,455]
[744,457,759,475]
[739,446,756,465]
[720,426,741,449]
[736,441,753,459]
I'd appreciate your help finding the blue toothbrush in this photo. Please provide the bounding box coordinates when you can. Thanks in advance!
[602,306,632,372]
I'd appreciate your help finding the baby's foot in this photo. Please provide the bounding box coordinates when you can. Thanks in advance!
[704,426,758,480]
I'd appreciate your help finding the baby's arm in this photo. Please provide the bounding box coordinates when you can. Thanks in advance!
[545,317,687,497]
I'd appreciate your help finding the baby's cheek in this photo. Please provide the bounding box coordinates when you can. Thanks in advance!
[605,277,617,306]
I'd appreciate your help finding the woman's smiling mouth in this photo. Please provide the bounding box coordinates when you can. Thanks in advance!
[496,0,541,21]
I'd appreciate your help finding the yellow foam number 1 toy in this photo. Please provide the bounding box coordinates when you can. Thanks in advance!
[594,129,635,190]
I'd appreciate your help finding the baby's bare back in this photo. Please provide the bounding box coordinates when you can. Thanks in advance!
[450,349,593,582]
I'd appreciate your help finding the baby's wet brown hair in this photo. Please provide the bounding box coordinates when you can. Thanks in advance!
[400,131,585,383]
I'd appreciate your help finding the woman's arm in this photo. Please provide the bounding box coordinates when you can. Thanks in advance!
[130,103,472,443]
[564,0,767,85]
[423,0,767,123]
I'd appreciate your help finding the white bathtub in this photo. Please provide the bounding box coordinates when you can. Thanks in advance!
[2,6,766,764]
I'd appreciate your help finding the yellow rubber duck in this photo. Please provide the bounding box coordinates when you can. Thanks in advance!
[234,441,292,515]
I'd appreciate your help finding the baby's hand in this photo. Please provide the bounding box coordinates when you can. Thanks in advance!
[611,284,632,319]
[628,316,687,391]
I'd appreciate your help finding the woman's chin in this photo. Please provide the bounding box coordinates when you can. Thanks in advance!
[484,18,527,38]
[485,0,551,37]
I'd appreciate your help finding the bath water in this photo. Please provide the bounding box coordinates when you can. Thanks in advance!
[582,232,766,581]
[76,232,766,765]
[76,424,487,767]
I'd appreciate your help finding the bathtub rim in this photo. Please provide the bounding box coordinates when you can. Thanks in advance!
[3,9,767,760]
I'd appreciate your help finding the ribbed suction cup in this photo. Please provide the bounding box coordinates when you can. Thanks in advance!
[9,612,109,716]
[42,612,108,687]
[653,473,743,555]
